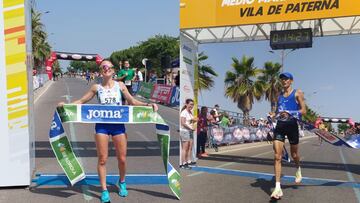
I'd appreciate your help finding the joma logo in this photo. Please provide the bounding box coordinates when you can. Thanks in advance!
[86,109,123,119]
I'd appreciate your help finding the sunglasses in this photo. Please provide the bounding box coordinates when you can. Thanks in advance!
[100,65,113,71]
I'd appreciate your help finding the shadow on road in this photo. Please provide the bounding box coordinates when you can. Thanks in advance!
[29,185,177,201]
[35,141,179,158]
[201,154,360,175]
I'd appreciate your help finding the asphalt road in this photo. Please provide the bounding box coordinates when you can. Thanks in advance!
[0,77,180,203]
[181,135,360,203]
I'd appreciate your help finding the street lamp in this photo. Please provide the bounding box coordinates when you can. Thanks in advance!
[269,49,296,72]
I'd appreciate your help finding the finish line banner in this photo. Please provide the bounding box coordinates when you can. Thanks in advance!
[180,0,360,29]
[49,104,181,199]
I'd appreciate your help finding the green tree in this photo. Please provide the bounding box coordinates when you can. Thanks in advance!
[110,34,179,76]
[338,123,350,134]
[258,62,282,113]
[197,52,218,91]
[32,8,51,71]
[70,61,85,72]
[302,104,319,123]
[224,56,265,125]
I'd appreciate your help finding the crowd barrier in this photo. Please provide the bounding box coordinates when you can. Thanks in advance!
[33,74,50,90]
[208,125,272,145]
[137,82,179,106]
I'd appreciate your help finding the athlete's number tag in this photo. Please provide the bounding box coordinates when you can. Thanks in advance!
[104,97,116,104]
[125,80,131,86]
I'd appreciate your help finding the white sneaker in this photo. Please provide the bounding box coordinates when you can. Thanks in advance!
[295,168,302,184]
[270,187,283,200]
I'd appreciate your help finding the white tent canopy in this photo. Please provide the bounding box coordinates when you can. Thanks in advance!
[181,16,360,44]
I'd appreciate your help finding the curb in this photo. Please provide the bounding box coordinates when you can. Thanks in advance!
[34,80,54,103]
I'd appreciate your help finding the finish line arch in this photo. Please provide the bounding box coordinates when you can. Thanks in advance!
[45,51,103,80]
[179,0,360,163]
[315,117,355,127]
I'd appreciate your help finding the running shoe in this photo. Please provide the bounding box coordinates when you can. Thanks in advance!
[295,168,302,184]
[180,163,191,170]
[101,190,111,203]
[117,181,128,197]
[270,187,283,200]
[188,162,197,166]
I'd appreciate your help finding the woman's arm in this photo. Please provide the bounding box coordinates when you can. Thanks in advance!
[181,116,193,131]
[58,84,97,106]
[119,82,158,111]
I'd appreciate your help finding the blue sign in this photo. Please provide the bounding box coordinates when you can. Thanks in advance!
[171,58,179,68]
[49,111,65,138]
[81,105,129,123]
[169,86,180,106]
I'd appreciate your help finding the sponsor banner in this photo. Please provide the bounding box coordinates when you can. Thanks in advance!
[180,0,360,29]
[80,105,129,123]
[301,122,356,148]
[50,104,181,199]
[49,111,85,185]
[180,34,196,105]
[137,82,154,99]
[209,126,270,144]
[151,84,173,104]
[170,86,180,106]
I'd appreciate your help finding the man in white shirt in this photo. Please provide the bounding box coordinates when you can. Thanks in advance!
[213,104,222,122]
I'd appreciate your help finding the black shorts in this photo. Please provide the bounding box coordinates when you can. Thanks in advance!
[126,85,133,95]
[274,118,299,145]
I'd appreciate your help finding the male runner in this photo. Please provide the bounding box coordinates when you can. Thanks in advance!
[270,72,306,200]
[117,60,135,95]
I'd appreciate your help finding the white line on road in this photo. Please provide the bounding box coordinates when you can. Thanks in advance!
[64,81,93,201]
[34,81,53,103]
[339,148,360,203]
[189,140,309,177]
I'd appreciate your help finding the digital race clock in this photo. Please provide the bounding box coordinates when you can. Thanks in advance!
[270,28,313,50]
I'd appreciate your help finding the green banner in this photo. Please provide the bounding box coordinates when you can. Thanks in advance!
[137,82,154,99]
[49,104,181,199]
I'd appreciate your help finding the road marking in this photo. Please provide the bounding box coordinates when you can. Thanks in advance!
[190,166,360,189]
[34,81,53,103]
[339,148,360,203]
[32,174,168,186]
[64,82,93,201]
[134,130,152,142]
[189,141,309,177]
[188,162,235,177]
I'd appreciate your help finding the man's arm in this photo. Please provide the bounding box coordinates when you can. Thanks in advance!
[296,89,307,115]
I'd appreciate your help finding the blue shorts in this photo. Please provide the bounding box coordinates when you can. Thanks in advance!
[95,123,126,136]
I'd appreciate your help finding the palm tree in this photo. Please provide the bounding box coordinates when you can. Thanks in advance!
[224,56,265,125]
[197,52,218,91]
[32,8,51,71]
[258,62,282,113]
[302,104,319,124]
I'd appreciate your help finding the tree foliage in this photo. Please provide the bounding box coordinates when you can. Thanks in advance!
[224,55,265,125]
[110,35,179,75]
[32,8,51,71]
[197,52,218,91]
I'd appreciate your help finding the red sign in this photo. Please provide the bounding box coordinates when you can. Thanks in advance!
[150,84,173,104]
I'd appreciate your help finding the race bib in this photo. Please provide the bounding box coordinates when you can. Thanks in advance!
[125,80,132,86]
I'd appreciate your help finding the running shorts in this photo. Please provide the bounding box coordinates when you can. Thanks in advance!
[273,118,299,145]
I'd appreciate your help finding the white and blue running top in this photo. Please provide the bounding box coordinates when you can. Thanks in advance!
[96,82,122,105]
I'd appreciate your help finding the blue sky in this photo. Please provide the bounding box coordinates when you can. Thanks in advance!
[198,34,360,122]
[35,0,179,68]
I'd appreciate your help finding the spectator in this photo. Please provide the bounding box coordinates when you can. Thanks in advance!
[180,99,197,169]
[197,106,209,158]
[175,70,180,86]
[212,104,222,122]
[220,113,231,128]
[149,71,157,84]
